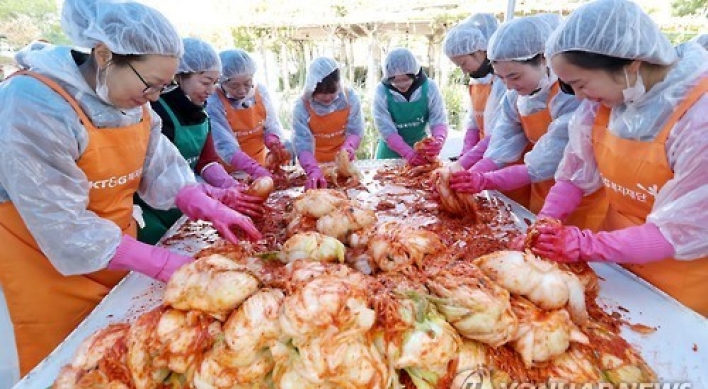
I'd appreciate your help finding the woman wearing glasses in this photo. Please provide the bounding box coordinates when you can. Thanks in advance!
[292,57,364,189]
[0,0,262,374]
[207,49,290,180]
[373,47,449,164]
[134,38,264,245]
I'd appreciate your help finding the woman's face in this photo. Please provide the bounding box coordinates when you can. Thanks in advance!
[221,74,254,100]
[312,89,340,105]
[389,74,415,93]
[492,60,546,96]
[179,70,219,106]
[450,51,486,75]
[105,55,179,109]
[551,54,627,108]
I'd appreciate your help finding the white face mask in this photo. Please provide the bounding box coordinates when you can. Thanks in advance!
[622,67,646,105]
[95,62,114,105]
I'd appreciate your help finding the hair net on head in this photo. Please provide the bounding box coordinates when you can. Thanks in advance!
[460,13,499,42]
[61,0,183,57]
[443,25,487,57]
[383,48,421,79]
[219,49,257,80]
[534,13,563,32]
[178,38,221,74]
[545,0,677,65]
[488,16,551,62]
[304,56,339,94]
[693,34,708,50]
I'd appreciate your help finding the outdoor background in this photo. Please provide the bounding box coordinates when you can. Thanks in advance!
[1,0,705,158]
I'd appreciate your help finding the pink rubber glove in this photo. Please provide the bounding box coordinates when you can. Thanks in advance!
[230,151,272,180]
[299,151,327,190]
[469,157,499,173]
[530,222,675,264]
[342,134,361,160]
[201,163,243,189]
[108,235,192,282]
[199,183,264,219]
[460,128,481,156]
[264,133,291,164]
[420,124,448,157]
[385,134,427,166]
[459,136,490,169]
[175,185,262,243]
[537,180,584,222]
[449,164,531,194]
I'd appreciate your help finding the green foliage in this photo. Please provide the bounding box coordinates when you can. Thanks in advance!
[0,0,64,49]
[671,0,708,17]
[231,27,257,52]
[0,0,56,21]
[440,68,467,132]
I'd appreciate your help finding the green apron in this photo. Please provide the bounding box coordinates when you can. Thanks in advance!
[375,80,430,159]
[135,99,210,244]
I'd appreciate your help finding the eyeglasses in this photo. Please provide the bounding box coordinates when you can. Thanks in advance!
[126,61,178,95]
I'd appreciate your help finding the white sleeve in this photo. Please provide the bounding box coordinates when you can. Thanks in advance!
[524,92,581,182]
[372,84,399,139]
[345,88,365,138]
[484,91,528,167]
[426,79,449,127]
[0,76,122,275]
[258,83,286,138]
[206,93,241,162]
[647,94,708,260]
[137,108,197,210]
[292,98,315,155]
[554,100,604,194]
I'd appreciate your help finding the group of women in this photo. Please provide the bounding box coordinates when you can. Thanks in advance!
[0,0,707,377]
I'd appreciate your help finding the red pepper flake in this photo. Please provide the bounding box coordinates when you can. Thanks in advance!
[693,343,698,352]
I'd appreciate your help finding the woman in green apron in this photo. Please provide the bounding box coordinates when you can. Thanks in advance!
[135,38,264,244]
[373,47,449,165]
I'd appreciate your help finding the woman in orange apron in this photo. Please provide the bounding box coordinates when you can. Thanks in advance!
[207,49,291,179]
[443,14,505,166]
[450,16,607,231]
[0,0,262,375]
[524,0,708,316]
[292,57,364,189]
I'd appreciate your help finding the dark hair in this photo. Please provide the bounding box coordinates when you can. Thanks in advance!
[559,51,632,73]
[110,53,146,67]
[313,68,340,95]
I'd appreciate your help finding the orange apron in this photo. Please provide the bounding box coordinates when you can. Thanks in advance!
[592,77,708,315]
[518,82,606,231]
[305,91,350,163]
[0,71,149,374]
[217,88,268,167]
[469,79,493,138]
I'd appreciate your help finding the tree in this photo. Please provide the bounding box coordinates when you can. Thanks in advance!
[671,0,708,17]
[0,0,67,49]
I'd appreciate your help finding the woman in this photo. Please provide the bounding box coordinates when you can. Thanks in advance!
[0,0,261,374]
[523,0,708,315]
[373,47,449,164]
[135,38,263,245]
[292,57,364,189]
[450,16,607,232]
[443,14,506,167]
[208,49,290,179]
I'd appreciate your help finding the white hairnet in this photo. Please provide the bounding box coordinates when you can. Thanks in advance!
[693,34,708,50]
[383,48,421,79]
[304,56,339,94]
[178,38,220,74]
[443,25,487,58]
[534,13,563,32]
[545,0,677,65]
[488,16,551,62]
[61,0,183,57]
[460,13,499,42]
[219,49,257,80]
